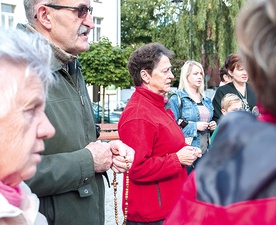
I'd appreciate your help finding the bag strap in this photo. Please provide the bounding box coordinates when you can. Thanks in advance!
[176,94,182,119]
[172,93,189,129]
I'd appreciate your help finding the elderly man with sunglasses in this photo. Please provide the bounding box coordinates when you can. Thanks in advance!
[16,1,135,225]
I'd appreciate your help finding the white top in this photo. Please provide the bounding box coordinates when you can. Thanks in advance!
[0,182,48,225]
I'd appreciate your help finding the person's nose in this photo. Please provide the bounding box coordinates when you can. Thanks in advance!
[83,13,94,29]
[169,71,174,79]
[38,113,56,140]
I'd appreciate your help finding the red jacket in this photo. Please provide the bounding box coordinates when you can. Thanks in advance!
[165,173,276,225]
[165,112,276,225]
[119,87,188,222]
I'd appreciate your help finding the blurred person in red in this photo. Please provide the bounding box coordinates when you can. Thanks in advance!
[165,0,276,224]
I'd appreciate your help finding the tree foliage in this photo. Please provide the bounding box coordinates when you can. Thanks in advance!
[121,0,246,87]
[79,38,134,123]
[121,0,174,47]
[79,37,133,89]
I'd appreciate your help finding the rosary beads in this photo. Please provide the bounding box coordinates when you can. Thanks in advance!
[112,156,130,225]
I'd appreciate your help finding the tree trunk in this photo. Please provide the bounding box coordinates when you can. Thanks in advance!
[101,87,105,124]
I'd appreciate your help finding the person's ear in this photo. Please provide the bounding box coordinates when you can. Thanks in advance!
[141,70,150,84]
[35,5,52,29]
[223,74,229,82]
[228,70,233,77]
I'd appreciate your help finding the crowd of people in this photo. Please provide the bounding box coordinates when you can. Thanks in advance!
[3,0,135,225]
[165,0,276,224]
[0,0,275,224]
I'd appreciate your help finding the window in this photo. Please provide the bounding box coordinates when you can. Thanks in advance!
[1,4,15,28]
[93,17,102,43]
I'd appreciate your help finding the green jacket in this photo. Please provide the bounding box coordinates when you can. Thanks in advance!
[18,24,106,225]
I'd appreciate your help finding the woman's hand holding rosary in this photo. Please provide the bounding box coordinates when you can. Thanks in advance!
[176,145,202,167]
[109,140,135,173]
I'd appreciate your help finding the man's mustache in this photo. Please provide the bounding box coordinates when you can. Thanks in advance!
[77,25,91,35]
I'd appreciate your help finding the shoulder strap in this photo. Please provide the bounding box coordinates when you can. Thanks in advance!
[169,92,183,118]
[176,94,182,118]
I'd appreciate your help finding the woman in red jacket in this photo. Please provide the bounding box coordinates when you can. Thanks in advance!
[118,43,202,224]
[165,0,276,224]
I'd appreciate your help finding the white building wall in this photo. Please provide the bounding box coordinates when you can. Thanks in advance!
[91,0,121,46]
[12,1,27,25]
[0,0,121,47]
[0,0,27,28]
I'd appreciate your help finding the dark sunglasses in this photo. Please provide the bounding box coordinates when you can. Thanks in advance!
[35,4,93,18]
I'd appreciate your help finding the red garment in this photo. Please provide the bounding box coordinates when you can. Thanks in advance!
[258,103,276,124]
[165,173,276,225]
[165,111,276,225]
[118,87,188,222]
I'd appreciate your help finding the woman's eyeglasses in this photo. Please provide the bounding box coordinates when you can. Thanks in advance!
[35,4,93,18]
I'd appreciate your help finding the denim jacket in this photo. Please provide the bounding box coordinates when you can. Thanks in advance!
[168,89,214,149]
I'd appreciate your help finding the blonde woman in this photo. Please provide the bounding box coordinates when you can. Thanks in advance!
[169,60,217,173]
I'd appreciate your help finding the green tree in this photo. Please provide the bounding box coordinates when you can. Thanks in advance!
[121,0,176,47]
[121,0,185,85]
[154,0,246,87]
[79,37,133,123]
[155,0,247,87]
[121,0,246,87]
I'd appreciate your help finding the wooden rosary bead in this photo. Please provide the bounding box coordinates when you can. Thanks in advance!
[113,156,130,225]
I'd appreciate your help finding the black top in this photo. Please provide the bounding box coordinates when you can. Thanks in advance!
[212,82,257,123]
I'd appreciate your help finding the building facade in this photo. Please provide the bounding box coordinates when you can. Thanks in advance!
[0,0,122,105]
[92,0,121,46]
[0,1,26,28]
[0,0,121,46]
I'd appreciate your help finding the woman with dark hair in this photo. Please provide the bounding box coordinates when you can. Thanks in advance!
[212,53,258,123]
[219,66,232,86]
[164,0,276,224]
[118,43,202,224]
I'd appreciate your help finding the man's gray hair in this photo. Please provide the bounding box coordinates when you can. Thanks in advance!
[0,28,55,117]
[24,0,47,24]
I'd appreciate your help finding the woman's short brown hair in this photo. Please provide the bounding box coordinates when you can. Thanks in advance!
[127,43,174,86]
[224,53,243,73]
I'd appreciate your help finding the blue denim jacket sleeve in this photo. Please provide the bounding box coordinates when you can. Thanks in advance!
[181,97,199,138]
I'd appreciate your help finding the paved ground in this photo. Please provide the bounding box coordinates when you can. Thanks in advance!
[104,169,124,225]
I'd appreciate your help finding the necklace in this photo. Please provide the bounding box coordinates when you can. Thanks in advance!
[237,87,250,112]
[112,156,130,225]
